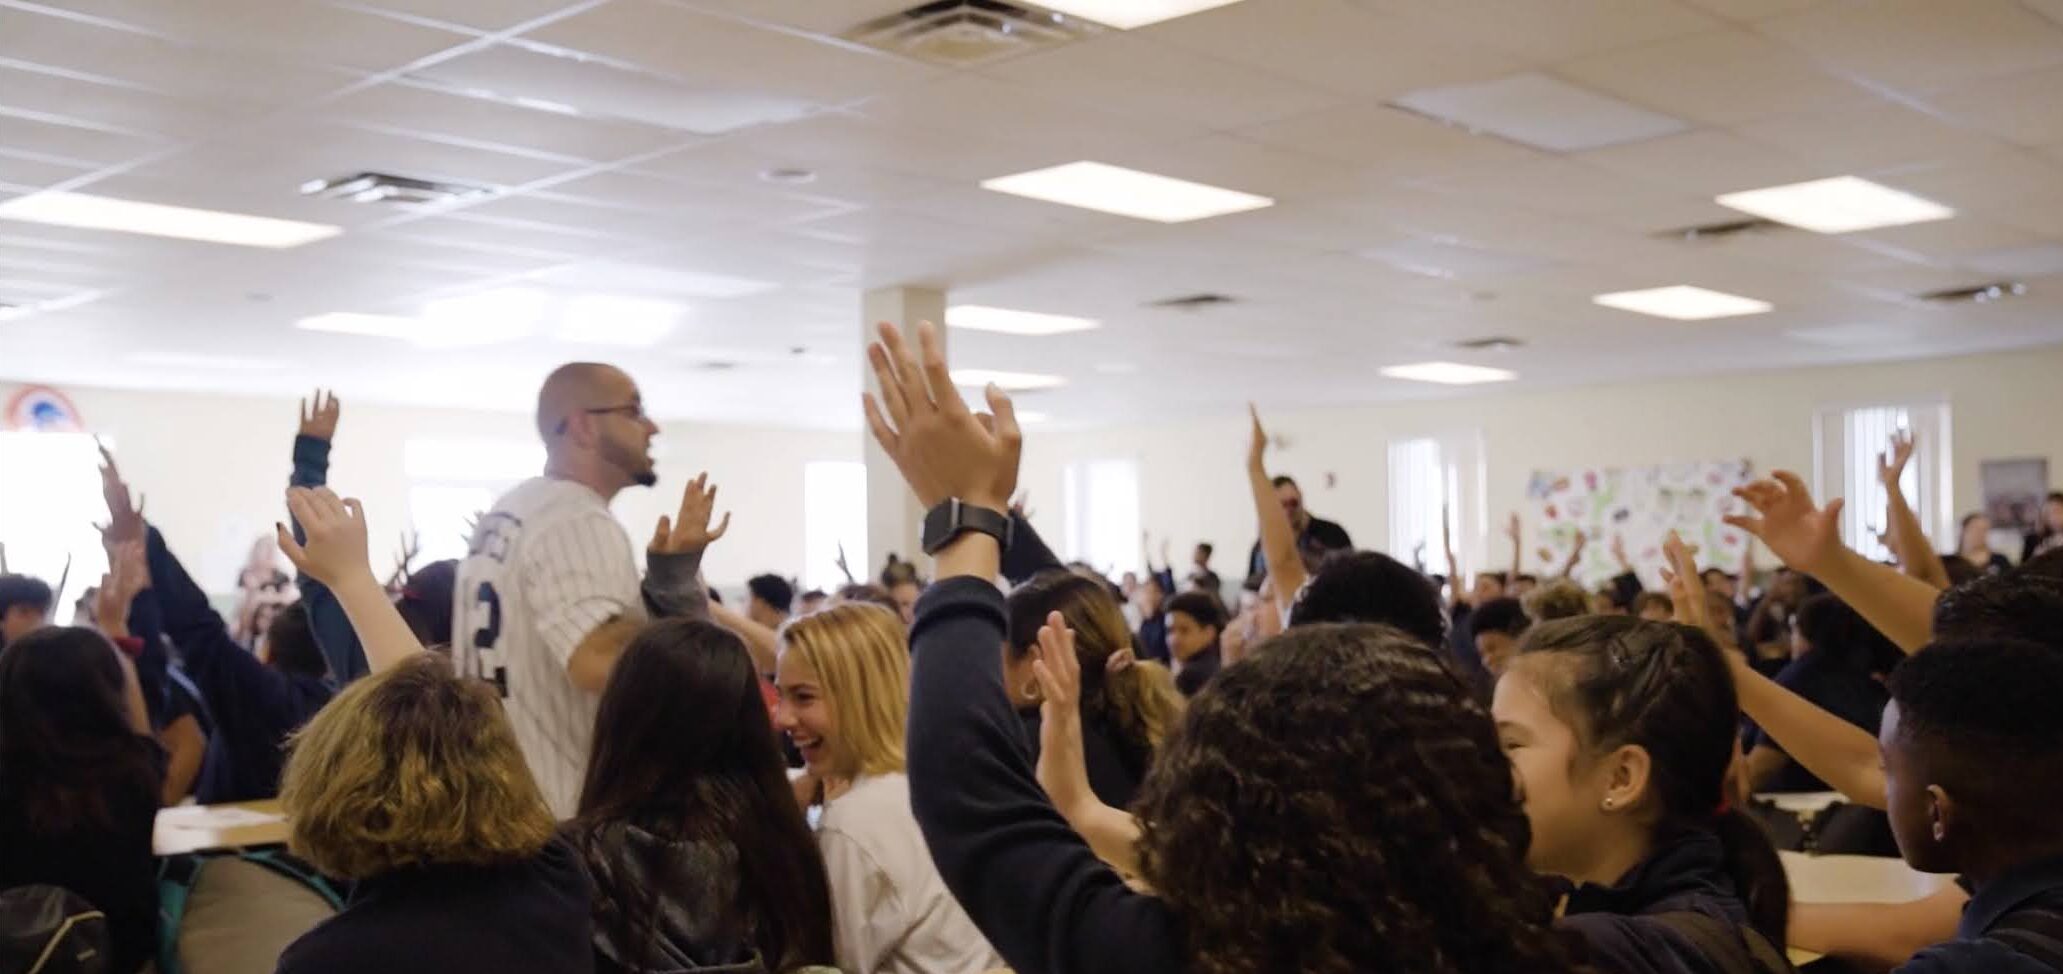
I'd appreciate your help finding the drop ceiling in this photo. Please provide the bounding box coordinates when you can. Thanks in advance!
[3,0,2063,429]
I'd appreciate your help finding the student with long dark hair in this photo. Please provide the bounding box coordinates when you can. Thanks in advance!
[572,618,837,974]
[0,624,163,974]
[866,321,1590,974]
[1496,614,1793,971]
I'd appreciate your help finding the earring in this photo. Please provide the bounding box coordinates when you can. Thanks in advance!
[1022,684,1041,702]
[1602,798,1616,810]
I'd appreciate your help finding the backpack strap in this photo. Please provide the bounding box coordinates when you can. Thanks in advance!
[1652,910,1798,974]
[1988,900,2063,970]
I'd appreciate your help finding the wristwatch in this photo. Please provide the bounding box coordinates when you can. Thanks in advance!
[922,499,1013,556]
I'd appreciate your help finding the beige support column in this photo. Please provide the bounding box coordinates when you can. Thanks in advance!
[861,286,947,581]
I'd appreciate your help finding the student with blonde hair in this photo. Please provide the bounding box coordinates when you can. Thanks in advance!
[773,603,1001,974]
[270,486,593,974]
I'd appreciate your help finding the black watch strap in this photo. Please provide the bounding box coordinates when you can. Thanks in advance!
[922,499,1013,556]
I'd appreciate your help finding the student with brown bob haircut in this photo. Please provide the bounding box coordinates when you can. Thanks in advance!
[270,486,594,974]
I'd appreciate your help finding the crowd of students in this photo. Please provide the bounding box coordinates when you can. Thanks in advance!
[2,321,2062,974]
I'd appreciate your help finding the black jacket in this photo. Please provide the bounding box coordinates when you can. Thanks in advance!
[1558,829,1769,974]
[577,822,775,974]
[1246,515,1353,584]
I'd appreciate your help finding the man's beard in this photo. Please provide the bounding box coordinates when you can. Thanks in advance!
[632,469,658,487]
[601,439,657,488]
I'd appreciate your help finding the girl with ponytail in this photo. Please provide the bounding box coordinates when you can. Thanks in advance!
[1494,613,1795,972]
[1004,571,1183,809]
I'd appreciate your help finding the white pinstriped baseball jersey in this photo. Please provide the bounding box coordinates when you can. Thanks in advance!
[453,476,644,819]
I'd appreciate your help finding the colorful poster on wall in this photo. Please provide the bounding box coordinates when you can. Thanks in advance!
[1980,458,2049,533]
[1525,460,1755,588]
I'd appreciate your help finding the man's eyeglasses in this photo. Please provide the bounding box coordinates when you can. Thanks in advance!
[554,402,646,435]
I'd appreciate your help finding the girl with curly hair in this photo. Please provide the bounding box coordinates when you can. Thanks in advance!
[865,320,1589,974]
[1496,613,1795,972]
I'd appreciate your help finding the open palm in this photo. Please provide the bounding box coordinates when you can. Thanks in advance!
[1724,471,1844,576]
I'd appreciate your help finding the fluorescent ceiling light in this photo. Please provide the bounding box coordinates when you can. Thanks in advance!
[1379,362,1517,385]
[981,161,1273,223]
[1593,285,1773,320]
[1036,0,1247,29]
[1391,73,1688,152]
[552,294,683,347]
[951,368,1068,391]
[1716,176,1953,234]
[947,304,1100,336]
[0,191,340,248]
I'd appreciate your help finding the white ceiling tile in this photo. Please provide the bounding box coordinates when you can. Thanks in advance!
[523,0,938,104]
[1555,28,1867,126]
[1415,156,1694,218]
[1956,243,2063,279]
[58,167,392,232]
[1390,73,1690,152]
[1864,150,2063,222]
[1676,0,1836,20]
[523,177,848,229]
[145,121,586,192]
[350,0,591,31]
[1575,129,1825,196]
[714,112,1057,185]
[1357,0,1720,61]
[323,82,691,163]
[1235,103,1541,175]
[0,150,98,189]
[983,31,1348,129]
[0,111,167,166]
[0,8,363,105]
[26,0,476,71]
[854,74,1207,156]
[670,0,919,35]
[407,44,815,136]
[1145,0,1526,99]
[1922,64,2063,147]
[0,67,253,140]
[630,141,951,208]
[1089,133,1359,204]
[1758,0,2063,95]
[1846,217,2047,263]
[1732,101,2015,171]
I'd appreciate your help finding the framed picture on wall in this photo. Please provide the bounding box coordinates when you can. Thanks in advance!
[1981,458,2050,533]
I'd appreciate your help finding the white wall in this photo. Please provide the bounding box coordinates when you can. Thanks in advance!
[0,381,859,592]
[1018,345,2063,583]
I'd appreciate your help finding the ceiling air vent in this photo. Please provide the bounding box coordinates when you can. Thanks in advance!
[1652,217,1785,243]
[300,172,496,206]
[1148,293,1237,311]
[1455,336,1524,351]
[1920,281,2027,304]
[844,1,1104,68]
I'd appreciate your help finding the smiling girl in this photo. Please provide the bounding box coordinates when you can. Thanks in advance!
[774,603,1001,974]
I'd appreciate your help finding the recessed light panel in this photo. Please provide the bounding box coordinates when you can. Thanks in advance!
[1716,176,1954,234]
[1380,362,1517,385]
[947,304,1100,336]
[0,191,341,248]
[981,161,1273,223]
[1391,73,1688,152]
[950,368,1068,391]
[1038,0,1247,29]
[1593,285,1773,320]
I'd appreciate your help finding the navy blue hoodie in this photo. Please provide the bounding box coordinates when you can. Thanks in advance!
[1559,829,1773,974]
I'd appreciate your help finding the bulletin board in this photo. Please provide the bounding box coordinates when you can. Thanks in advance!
[1525,460,1755,587]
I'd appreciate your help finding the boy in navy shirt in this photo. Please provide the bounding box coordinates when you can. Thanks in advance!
[1887,639,2063,972]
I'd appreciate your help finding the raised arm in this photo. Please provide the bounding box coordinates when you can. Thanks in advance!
[289,389,370,684]
[1032,615,1142,876]
[1725,471,1939,653]
[864,320,1179,974]
[1878,431,1949,591]
[1506,513,1522,583]
[1443,509,1467,609]
[1728,655,1887,808]
[1245,406,1308,612]
[277,487,426,674]
[1001,504,1065,584]
[1557,529,1588,580]
[640,472,728,626]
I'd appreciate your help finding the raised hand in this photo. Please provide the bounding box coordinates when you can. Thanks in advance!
[861,320,1021,511]
[1658,530,1712,634]
[298,388,341,442]
[94,440,146,546]
[1505,512,1521,543]
[94,539,149,639]
[651,472,731,554]
[1724,471,1846,577]
[834,542,854,584]
[1877,430,1915,489]
[1247,403,1269,471]
[1030,612,1094,818]
[1610,532,1631,570]
[276,486,374,589]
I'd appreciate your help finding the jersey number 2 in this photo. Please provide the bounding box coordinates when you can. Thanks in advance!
[472,582,508,698]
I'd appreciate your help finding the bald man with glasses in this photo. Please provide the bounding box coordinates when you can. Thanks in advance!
[455,362,728,816]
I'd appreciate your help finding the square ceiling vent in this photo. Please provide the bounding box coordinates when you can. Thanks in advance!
[845,1,1105,68]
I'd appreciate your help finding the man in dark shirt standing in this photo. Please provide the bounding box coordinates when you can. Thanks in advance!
[1245,475,1352,588]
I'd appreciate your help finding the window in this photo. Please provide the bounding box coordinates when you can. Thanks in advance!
[1063,458,1141,577]
[1387,431,1486,578]
[803,461,867,593]
[0,432,109,613]
[1815,400,1950,563]
[404,438,543,564]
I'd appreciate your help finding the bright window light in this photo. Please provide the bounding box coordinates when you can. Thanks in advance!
[1379,362,1517,385]
[0,191,340,248]
[980,161,1273,223]
[946,304,1100,336]
[1037,0,1247,29]
[1013,411,1050,424]
[0,432,110,607]
[1716,176,1954,234]
[404,438,545,482]
[950,368,1068,391]
[1593,285,1773,321]
[803,461,867,593]
[1063,458,1141,577]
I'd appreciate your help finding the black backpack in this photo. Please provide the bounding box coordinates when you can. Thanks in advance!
[1654,910,1798,974]
[0,885,110,974]
[1988,895,2063,970]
